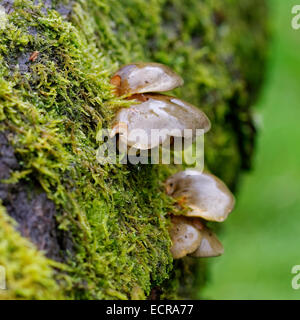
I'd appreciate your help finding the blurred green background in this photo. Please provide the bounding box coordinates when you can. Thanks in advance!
[201,0,300,299]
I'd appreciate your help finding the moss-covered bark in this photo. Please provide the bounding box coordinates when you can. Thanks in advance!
[0,0,268,299]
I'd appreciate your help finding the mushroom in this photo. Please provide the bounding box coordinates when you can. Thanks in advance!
[165,170,235,222]
[169,215,203,259]
[110,62,184,96]
[189,227,224,258]
[110,93,211,150]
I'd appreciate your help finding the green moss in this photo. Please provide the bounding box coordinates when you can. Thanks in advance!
[0,203,65,299]
[0,0,268,299]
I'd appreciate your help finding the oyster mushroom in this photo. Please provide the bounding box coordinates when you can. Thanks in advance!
[169,215,203,259]
[189,227,224,258]
[165,170,235,222]
[110,93,211,150]
[110,62,184,96]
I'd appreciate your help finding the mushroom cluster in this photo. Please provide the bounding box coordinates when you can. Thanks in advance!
[165,170,235,259]
[109,62,235,260]
[110,63,210,150]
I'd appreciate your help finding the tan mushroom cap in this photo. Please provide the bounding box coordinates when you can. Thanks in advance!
[165,170,235,222]
[110,93,211,150]
[169,215,202,259]
[110,62,184,96]
[189,227,224,258]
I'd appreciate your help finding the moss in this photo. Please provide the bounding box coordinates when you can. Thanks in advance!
[0,202,65,299]
[0,0,268,299]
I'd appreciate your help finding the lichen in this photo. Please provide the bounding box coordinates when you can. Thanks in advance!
[0,0,268,299]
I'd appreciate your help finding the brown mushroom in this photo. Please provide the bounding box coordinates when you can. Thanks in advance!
[169,215,203,259]
[110,93,211,150]
[110,62,184,96]
[165,170,235,222]
[189,227,224,258]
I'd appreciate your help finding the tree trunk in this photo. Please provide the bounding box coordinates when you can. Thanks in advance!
[0,0,268,299]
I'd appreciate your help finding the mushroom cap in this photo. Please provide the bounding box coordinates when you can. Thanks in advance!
[165,170,235,222]
[111,93,211,150]
[189,227,224,258]
[169,215,203,259]
[111,62,184,96]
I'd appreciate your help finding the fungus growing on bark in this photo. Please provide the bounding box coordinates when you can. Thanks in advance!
[110,62,184,96]
[190,227,224,258]
[169,215,202,259]
[109,64,230,261]
[110,94,210,150]
[165,170,235,222]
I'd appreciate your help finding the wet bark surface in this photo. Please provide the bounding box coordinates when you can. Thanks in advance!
[0,132,71,261]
